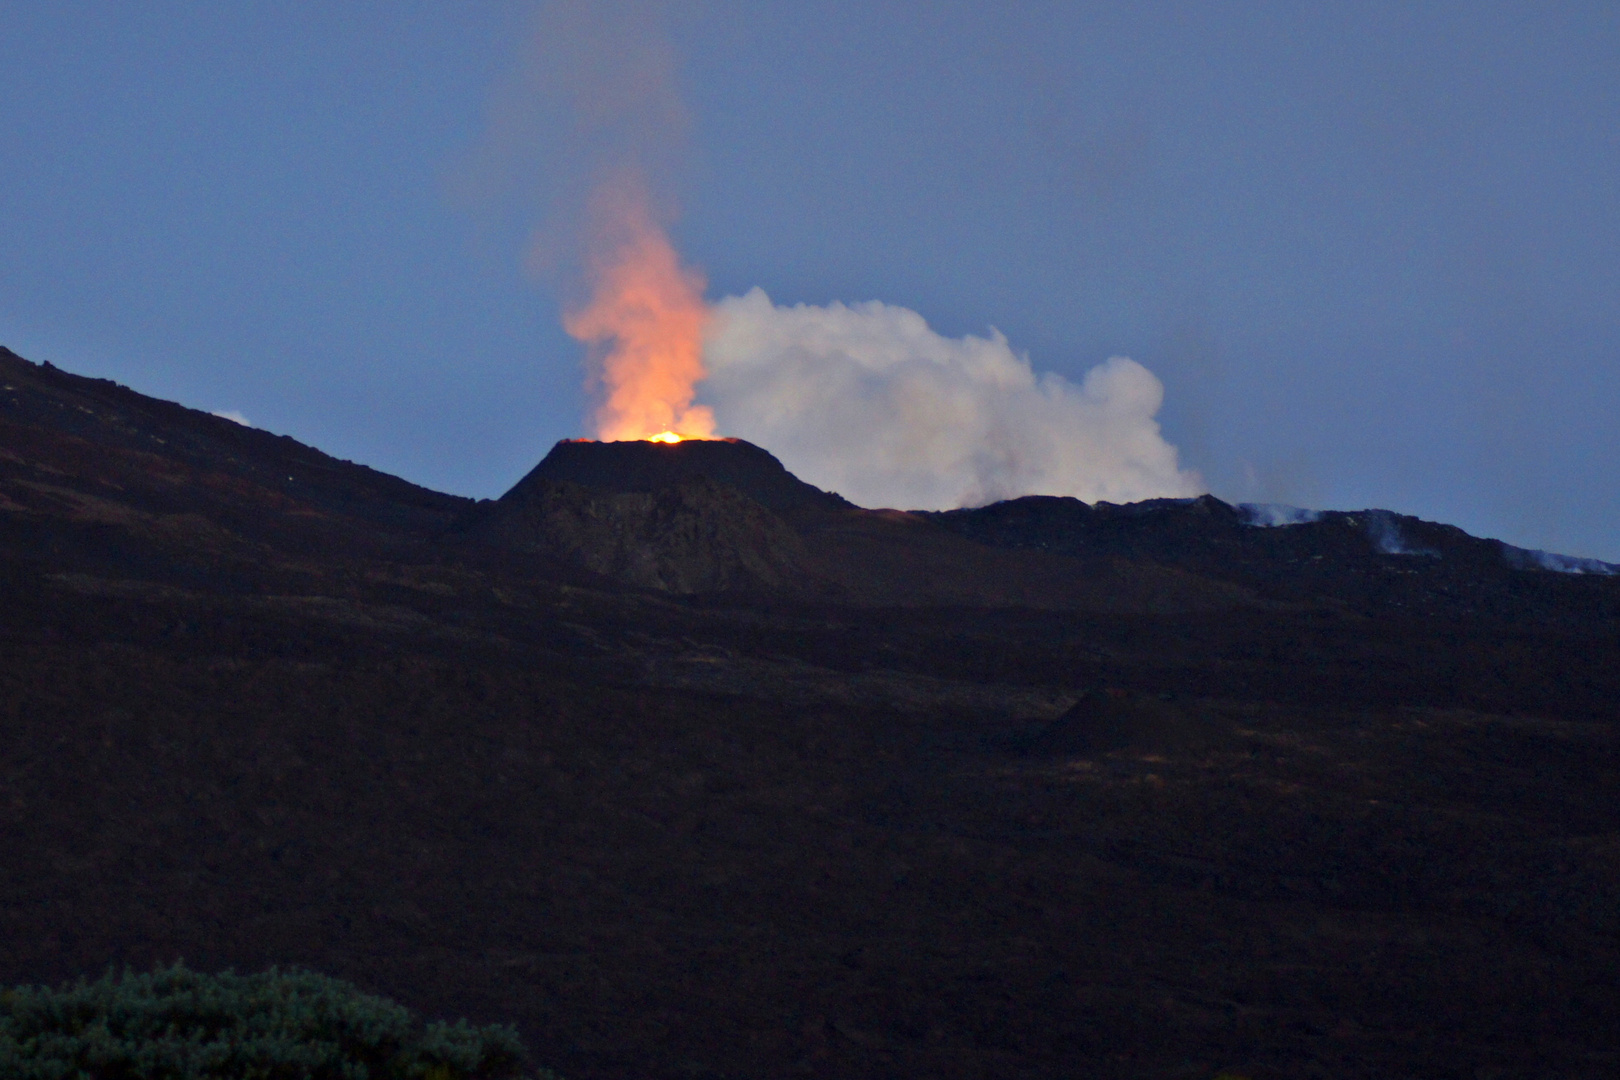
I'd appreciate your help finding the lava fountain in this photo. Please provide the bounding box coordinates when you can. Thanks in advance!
[563,175,716,443]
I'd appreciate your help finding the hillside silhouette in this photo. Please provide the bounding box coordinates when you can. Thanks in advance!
[3,345,1618,1080]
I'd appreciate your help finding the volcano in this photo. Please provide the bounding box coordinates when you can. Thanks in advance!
[4,344,1620,1080]
[513,436,853,513]
[459,438,1262,608]
[458,433,1620,622]
[453,437,849,594]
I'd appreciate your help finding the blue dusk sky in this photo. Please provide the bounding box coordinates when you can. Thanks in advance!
[1,2,1616,559]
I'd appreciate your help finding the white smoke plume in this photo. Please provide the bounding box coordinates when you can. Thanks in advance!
[699,288,1203,510]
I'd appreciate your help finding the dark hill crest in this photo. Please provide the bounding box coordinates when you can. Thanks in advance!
[924,493,1619,623]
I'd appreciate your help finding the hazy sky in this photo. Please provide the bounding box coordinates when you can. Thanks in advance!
[2,2,1616,559]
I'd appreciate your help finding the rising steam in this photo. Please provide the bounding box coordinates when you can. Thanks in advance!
[699,288,1204,510]
[563,175,715,441]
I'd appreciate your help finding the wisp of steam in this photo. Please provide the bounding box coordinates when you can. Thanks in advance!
[1239,503,1323,527]
[699,289,1203,510]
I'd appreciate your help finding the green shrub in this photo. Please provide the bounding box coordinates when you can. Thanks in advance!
[0,962,556,1080]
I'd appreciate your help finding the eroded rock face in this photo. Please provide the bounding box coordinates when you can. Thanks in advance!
[465,476,808,594]
[458,437,839,594]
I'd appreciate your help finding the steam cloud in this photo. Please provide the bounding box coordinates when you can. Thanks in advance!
[700,288,1204,510]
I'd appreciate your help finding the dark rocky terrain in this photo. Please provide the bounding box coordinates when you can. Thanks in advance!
[925,494,1619,627]
[2,344,1618,1079]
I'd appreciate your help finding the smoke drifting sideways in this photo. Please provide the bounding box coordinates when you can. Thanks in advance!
[700,288,1204,511]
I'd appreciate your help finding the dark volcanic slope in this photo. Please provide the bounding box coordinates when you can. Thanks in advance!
[4,347,1620,1080]
[0,347,470,565]
[517,436,853,513]
[926,493,1620,625]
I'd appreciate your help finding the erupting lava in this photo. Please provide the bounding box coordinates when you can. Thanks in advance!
[564,177,716,443]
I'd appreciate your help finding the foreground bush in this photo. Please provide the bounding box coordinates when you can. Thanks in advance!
[0,962,553,1079]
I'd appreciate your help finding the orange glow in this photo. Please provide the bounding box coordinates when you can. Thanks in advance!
[564,175,717,442]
